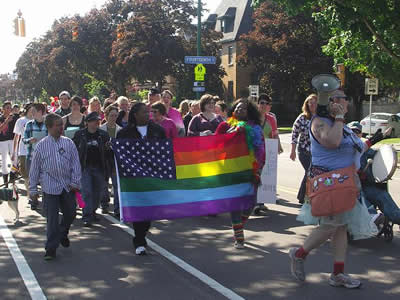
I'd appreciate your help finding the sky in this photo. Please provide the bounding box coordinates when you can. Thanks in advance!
[0,0,221,75]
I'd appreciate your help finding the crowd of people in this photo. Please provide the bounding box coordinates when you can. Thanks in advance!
[3,87,399,290]
[0,89,283,259]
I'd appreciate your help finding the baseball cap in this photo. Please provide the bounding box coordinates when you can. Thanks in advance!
[149,88,160,95]
[85,111,101,122]
[59,91,71,98]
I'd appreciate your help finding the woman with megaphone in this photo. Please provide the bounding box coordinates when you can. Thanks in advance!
[288,75,378,289]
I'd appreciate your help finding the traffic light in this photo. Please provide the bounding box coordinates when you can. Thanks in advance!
[72,24,79,41]
[13,17,19,36]
[19,18,26,37]
[335,63,346,88]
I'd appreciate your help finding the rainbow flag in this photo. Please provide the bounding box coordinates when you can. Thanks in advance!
[113,132,255,222]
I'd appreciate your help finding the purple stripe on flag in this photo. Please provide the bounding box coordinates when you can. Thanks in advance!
[121,195,255,222]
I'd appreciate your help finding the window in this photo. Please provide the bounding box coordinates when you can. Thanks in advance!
[228,81,234,101]
[228,46,234,65]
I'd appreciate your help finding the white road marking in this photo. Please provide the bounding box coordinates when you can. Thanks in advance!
[103,214,245,300]
[0,215,47,300]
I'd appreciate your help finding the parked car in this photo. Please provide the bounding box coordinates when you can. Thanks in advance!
[360,113,400,137]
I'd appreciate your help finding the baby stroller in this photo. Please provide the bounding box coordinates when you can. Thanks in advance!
[359,146,397,242]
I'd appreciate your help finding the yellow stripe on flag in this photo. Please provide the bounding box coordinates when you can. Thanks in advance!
[176,155,253,180]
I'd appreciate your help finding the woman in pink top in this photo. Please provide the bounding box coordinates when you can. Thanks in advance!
[161,90,185,136]
[151,101,178,139]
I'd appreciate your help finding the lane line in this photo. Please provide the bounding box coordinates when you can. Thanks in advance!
[103,214,245,300]
[0,215,47,300]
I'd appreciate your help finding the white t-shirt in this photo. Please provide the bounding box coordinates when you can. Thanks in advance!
[13,117,30,156]
[136,126,148,138]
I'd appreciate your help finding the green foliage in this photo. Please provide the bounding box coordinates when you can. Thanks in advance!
[239,1,333,112]
[83,73,107,101]
[128,89,149,102]
[15,0,224,101]
[254,0,400,88]
[38,88,50,104]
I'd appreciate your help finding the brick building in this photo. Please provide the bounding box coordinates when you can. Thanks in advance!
[206,0,254,101]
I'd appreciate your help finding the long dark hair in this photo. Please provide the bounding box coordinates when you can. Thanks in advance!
[229,98,261,125]
[128,102,146,127]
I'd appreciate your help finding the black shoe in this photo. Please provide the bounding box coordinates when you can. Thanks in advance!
[60,237,70,248]
[83,221,92,227]
[101,207,109,214]
[44,249,56,260]
[31,203,38,210]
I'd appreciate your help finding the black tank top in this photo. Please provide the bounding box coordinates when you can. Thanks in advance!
[64,115,85,130]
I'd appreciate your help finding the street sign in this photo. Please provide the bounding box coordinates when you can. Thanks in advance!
[365,78,379,95]
[193,87,206,92]
[194,64,206,81]
[194,82,205,87]
[185,56,216,65]
[249,85,259,98]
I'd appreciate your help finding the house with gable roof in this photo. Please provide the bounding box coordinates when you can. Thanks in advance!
[205,0,254,101]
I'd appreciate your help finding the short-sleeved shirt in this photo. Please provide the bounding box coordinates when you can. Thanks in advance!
[0,114,18,141]
[262,113,278,138]
[158,118,178,138]
[167,107,184,130]
[13,117,30,156]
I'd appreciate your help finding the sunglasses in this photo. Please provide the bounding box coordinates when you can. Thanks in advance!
[259,101,271,105]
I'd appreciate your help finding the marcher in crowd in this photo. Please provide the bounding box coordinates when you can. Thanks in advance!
[0,101,19,187]
[290,94,318,204]
[23,103,48,209]
[88,97,104,120]
[116,96,130,128]
[146,88,161,108]
[255,94,283,214]
[215,101,228,121]
[151,101,178,139]
[183,101,200,135]
[161,90,185,136]
[99,105,121,217]
[117,102,166,255]
[178,100,190,118]
[62,96,86,132]
[188,94,224,136]
[289,89,376,288]
[12,103,34,203]
[73,112,112,227]
[55,91,72,117]
[215,99,265,249]
[29,113,81,260]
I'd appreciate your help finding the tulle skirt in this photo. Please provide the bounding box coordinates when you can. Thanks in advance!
[297,195,378,240]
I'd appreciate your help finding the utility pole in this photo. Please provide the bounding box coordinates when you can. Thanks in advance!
[196,0,202,100]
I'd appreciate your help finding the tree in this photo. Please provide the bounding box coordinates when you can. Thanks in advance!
[253,0,400,87]
[239,1,333,121]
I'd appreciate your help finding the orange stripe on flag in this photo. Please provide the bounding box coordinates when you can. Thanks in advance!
[174,141,249,166]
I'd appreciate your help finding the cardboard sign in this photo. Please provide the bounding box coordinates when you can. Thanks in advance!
[257,139,278,204]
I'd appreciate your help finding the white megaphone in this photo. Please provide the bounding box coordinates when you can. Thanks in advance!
[311,74,341,116]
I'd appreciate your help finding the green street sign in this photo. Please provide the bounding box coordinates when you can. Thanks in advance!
[194,64,206,81]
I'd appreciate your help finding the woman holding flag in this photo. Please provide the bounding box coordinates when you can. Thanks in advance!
[117,102,166,255]
[215,99,265,249]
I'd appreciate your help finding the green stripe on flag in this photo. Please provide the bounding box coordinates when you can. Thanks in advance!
[119,170,253,192]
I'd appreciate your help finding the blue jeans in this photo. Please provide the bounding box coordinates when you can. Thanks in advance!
[43,190,76,250]
[81,167,106,222]
[363,185,400,224]
[297,150,311,203]
[111,174,119,214]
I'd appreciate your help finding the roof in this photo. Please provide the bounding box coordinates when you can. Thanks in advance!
[206,0,253,43]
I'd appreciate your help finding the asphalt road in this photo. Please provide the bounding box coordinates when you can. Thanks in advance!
[0,134,399,299]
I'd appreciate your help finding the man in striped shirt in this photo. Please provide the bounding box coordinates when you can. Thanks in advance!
[29,113,81,260]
